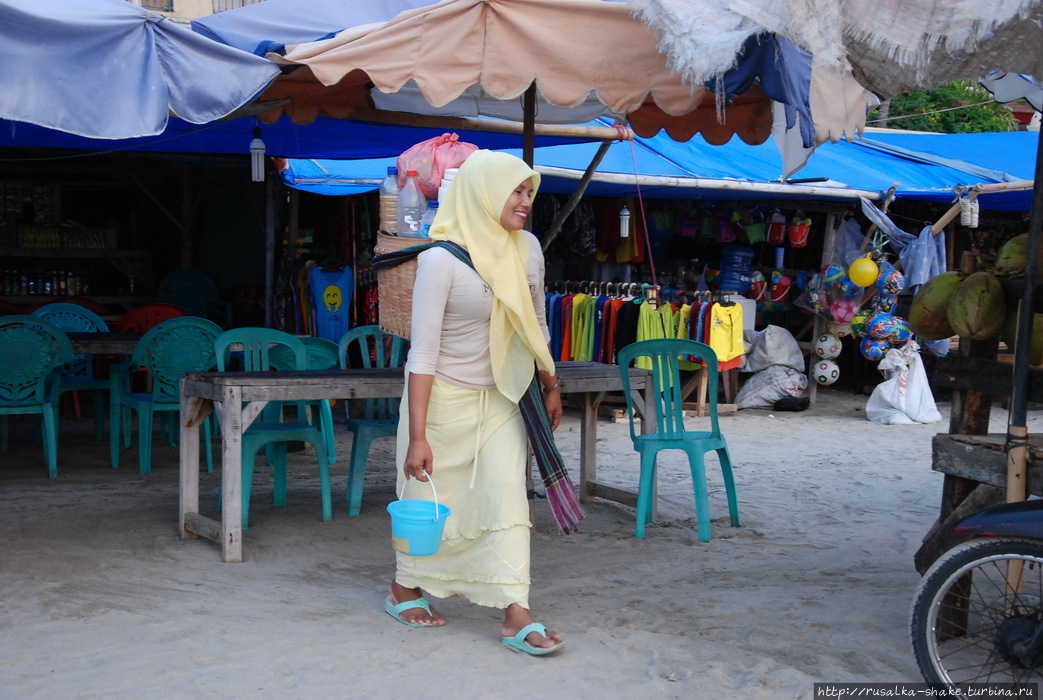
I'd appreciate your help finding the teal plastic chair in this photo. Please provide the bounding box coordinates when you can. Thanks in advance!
[268,336,339,464]
[338,325,408,516]
[30,302,111,441]
[109,316,222,474]
[215,328,333,528]
[617,338,741,541]
[0,316,74,478]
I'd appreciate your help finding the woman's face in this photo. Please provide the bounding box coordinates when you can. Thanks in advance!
[498,178,535,230]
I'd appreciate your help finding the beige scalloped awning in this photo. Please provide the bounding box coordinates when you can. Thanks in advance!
[253,0,776,146]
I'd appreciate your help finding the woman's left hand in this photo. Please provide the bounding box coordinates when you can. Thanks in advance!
[542,389,562,431]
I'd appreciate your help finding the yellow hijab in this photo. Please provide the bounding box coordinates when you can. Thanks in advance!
[427,150,554,402]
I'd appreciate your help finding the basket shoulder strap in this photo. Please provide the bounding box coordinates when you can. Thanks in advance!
[371,240,474,271]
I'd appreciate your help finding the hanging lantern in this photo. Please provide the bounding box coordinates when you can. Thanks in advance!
[250,126,266,182]
[619,205,630,238]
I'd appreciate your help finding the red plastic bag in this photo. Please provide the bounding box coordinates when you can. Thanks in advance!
[397,133,478,201]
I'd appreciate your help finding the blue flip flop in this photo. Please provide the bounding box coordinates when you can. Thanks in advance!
[502,622,564,656]
[385,595,440,628]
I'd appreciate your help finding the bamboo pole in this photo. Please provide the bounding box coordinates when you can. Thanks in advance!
[341,106,633,142]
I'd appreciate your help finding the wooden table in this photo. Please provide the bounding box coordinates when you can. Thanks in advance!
[179,362,652,562]
[67,331,142,355]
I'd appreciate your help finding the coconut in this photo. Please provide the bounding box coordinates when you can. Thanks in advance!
[908,271,963,340]
[1000,310,1043,365]
[946,271,1006,340]
[994,233,1029,275]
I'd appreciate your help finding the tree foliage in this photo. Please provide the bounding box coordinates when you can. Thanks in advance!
[869,81,1018,133]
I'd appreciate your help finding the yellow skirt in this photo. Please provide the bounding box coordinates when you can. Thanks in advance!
[394,377,531,609]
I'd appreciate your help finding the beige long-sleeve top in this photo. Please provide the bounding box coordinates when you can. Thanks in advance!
[406,231,550,391]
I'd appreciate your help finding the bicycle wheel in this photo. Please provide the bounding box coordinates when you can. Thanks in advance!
[911,537,1043,689]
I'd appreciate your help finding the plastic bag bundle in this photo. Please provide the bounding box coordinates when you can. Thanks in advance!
[397,133,478,201]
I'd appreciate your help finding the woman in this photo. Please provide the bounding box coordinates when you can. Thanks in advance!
[385,150,564,655]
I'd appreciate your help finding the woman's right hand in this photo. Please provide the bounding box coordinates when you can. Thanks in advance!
[403,438,433,481]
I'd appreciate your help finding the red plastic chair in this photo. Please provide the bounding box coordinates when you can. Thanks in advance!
[115,303,186,332]
[0,299,23,315]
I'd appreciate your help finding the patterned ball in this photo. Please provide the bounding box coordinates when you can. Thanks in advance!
[877,268,905,295]
[866,312,897,339]
[839,278,862,300]
[822,264,845,285]
[890,316,912,343]
[872,293,899,315]
[830,322,852,338]
[860,336,890,361]
[813,333,842,360]
[829,298,858,325]
[812,359,840,386]
[850,310,872,337]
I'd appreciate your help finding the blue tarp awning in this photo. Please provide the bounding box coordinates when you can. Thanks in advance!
[279,123,1037,210]
[0,114,597,160]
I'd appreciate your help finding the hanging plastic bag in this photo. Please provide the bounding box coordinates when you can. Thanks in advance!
[397,134,478,201]
[865,341,942,424]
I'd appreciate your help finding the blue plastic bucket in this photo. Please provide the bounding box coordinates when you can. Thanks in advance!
[388,475,450,556]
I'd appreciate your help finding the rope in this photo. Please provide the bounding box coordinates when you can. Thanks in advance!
[625,135,658,291]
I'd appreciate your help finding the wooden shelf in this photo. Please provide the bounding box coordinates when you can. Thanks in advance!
[0,247,148,258]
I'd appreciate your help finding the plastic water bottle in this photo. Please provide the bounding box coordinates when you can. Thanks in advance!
[397,169,426,237]
[418,200,439,238]
[438,167,458,203]
[379,166,400,235]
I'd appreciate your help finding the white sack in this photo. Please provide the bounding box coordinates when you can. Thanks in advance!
[741,325,805,373]
[735,365,808,409]
[865,341,942,425]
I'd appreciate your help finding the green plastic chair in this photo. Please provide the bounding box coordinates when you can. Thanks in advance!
[0,315,74,478]
[338,325,408,516]
[617,338,741,541]
[268,336,339,464]
[157,270,233,328]
[30,302,111,441]
[215,328,333,528]
[109,316,222,474]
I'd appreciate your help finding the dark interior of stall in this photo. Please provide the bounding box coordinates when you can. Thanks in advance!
[2,149,1031,401]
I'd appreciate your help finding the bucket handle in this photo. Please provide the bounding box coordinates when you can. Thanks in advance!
[398,471,443,521]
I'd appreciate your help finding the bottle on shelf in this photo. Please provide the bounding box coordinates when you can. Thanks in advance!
[396,169,426,238]
[418,200,439,239]
[379,166,400,235]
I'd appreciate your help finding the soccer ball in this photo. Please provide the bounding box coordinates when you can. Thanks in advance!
[812,359,840,386]
[813,333,842,360]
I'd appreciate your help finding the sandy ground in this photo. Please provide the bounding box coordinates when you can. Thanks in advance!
[2,388,1041,699]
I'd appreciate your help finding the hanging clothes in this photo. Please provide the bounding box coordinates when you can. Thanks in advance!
[708,302,745,370]
[309,265,353,343]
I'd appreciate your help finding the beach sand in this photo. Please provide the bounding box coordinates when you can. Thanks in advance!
[2,388,1040,698]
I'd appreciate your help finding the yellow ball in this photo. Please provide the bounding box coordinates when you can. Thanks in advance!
[849,256,879,288]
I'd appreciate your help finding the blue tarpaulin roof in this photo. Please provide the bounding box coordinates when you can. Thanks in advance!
[279,124,1037,210]
[0,114,596,160]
